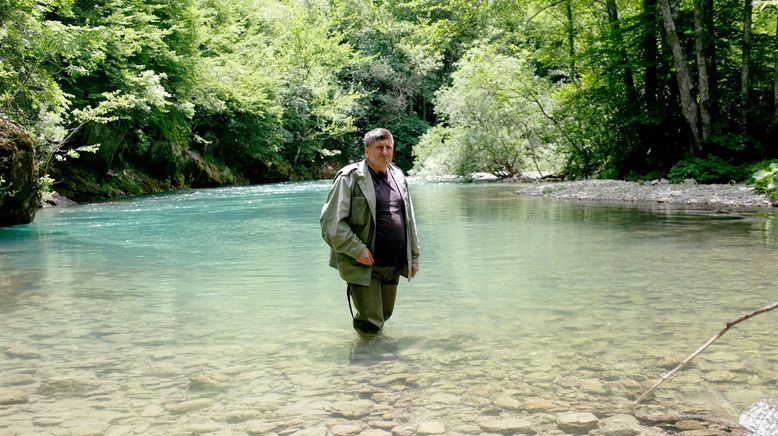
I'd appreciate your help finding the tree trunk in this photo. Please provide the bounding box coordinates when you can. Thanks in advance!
[566,0,576,83]
[703,0,718,123]
[694,0,712,142]
[773,17,778,122]
[659,0,702,152]
[607,0,639,105]
[643,0,660,111]
[741,0,752,131]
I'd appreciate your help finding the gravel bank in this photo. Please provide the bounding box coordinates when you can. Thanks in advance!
[516,179,776,208]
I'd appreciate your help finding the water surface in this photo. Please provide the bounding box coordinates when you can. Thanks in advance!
[1,181,776,434]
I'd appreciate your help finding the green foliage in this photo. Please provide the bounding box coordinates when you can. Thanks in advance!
[190,0,286,181]
[668,156,749,184]
[413,44,561,178]
[748,160,778,200]
[268,4,362,173]
[3,0,778,199]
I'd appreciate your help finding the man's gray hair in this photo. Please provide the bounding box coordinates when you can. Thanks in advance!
[363,128,393,147]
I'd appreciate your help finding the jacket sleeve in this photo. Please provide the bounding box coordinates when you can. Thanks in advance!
[406,180,420,264]
[320,173,367,260]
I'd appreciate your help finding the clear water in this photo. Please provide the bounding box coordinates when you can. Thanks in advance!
[1,181,777,434]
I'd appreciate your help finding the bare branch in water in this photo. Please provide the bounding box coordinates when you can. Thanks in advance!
[635,301,778,404]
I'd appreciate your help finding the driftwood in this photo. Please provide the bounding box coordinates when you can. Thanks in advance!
[636,301,778,404]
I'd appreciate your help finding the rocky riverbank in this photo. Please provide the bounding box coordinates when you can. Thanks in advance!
[516,179,776,208]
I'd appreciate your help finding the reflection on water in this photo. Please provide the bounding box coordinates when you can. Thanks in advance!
[0,181,776,434]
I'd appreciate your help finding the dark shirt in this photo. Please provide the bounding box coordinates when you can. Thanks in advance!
[369,167,406,267]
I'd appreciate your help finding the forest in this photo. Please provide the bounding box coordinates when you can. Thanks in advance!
[2,0,778,203]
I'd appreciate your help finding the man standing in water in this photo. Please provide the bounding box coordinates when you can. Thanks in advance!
[321,128,420,334]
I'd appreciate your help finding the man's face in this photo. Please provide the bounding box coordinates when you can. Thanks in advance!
[365,138,394,172]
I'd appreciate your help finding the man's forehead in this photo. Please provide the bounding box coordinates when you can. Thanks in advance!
[367,139,393,147]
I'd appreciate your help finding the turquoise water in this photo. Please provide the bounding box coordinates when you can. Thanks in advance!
[1,181,777,434]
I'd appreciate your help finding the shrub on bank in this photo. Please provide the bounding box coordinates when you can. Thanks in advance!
[749,160,778,201]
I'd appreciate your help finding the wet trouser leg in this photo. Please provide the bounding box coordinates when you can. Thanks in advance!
[349,266,401,333]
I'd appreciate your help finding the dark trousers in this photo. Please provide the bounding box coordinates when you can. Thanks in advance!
[349,266,401,334]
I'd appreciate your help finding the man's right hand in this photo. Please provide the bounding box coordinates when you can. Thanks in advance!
[356,248,374,265]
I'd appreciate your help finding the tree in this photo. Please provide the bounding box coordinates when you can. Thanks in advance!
[413,45,560,178]
[694,0,713,141]
[268,3,362,175]
[741,0,753,131]
[659,0,702,153]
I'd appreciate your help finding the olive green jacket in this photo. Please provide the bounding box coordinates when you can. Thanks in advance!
[320,160,420,286]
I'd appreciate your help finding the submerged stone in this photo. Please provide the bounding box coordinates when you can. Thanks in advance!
[325,400,374,418]
[242,420,280,435]
[4,345,42,359]
[165,398,214,414]
[362,430,393,436]
[188,371,228,391]
[224,409,261,423]
[495,395,522,410]
[290,426,327,436]
[597,414,642,436]
[416,421,446,434]
[0,374,36,387]
[676,419,706,430]
[522,398,556,411]
[556,412,599,434]
[330,423,364,435]
[479,417,536,434]
[140,405,164,417]
[0,389,29,405]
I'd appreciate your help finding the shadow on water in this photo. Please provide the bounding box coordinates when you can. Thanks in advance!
[347,333,406,365]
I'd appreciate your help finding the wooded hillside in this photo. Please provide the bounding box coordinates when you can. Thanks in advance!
[1,0,776,201]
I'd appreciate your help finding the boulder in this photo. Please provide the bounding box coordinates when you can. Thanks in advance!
[182,149,240,187]
[598,414,643,436]
[0,119,40,226]
[416,421,446,434]
[479,417,537,434]
[0,389,29,405]
[556,412,599,434]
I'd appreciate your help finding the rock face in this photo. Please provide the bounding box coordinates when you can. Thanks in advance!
[0,119,40,226]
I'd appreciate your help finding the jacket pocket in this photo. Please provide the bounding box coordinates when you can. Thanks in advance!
[350,197,369,226]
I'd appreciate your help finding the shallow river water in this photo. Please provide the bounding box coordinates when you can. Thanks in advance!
[1,181,777,435]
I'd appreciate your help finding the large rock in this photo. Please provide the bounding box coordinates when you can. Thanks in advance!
[0,389,29,405]
[479,417,537,434]
[598,414,643,436]
[557,412,599,434]
[0,119,40,226]
[182,149,240,187]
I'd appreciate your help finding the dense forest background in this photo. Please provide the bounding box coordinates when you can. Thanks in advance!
[1,0,777,201]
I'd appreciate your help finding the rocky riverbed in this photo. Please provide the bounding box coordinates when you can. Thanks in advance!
[516,179,775,208]
[0,330,764,435]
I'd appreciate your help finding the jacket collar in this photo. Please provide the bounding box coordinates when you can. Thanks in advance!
[358,159,402,182]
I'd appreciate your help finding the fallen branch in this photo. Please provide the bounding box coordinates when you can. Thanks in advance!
[635,301,778,404]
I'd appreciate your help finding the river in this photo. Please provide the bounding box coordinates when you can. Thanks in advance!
[1,181,776,434]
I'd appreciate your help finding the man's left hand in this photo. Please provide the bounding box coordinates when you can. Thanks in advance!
[411,263,419,278]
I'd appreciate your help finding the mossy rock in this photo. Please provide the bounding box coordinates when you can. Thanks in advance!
[182,150,244,187]
[53,162,171,202]
[0,119,40,226]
